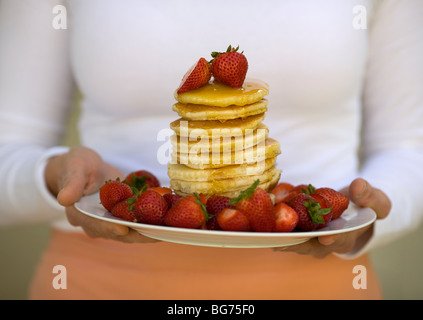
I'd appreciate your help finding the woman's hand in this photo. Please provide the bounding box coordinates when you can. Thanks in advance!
[274,178,391,258]
[45,146,159,243]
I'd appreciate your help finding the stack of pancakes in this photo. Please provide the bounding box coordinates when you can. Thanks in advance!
[168,79,281,198]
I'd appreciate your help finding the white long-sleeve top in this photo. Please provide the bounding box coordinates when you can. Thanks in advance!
[1,0,423,256]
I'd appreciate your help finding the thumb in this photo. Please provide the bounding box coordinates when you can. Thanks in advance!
[57,168,88,207]
[349,178,391,219]
[57,163,124,207]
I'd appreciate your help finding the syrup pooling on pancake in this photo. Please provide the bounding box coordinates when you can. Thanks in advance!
[174,79,269,107]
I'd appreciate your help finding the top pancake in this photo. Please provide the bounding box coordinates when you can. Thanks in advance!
[172,99,268,121]
[174,79,269,107]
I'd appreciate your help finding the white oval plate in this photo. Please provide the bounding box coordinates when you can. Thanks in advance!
[75,193,376,248]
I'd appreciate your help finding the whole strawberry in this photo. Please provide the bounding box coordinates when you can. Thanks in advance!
[206,195,234,230]
[315,187,349,220]
[282,184,312,203]
[311,193,333,229]
[133,189,168,225]
[123,170,160,190]
[163,193,181,208]
[206,195,234,216]
[111,198,137,223]
[286,193,332,231]
[177,57,212,94]
[229,180,275,232]
[164,193,212,229]
[99,178,134,212]
[210,45,248,88]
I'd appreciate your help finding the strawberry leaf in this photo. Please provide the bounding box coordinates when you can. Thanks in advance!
[303,196,331,224]
[228,179,260,205]
[193,192,213,222]
[130,174,147,190]
[130,186,139,195]
[303,184,316,195]
[210,44,241,63]
[126,198,136,205]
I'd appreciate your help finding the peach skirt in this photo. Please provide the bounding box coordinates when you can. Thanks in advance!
[28,229,383,300]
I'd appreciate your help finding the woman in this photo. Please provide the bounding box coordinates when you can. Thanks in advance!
[1,0,422,299]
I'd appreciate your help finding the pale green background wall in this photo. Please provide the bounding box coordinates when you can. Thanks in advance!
[1,96,423,300]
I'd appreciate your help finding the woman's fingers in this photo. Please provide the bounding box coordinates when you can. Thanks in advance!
[348,178,391,219]
[65,206,160,244]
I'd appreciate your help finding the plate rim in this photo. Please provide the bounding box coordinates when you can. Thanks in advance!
[75,192,377,241]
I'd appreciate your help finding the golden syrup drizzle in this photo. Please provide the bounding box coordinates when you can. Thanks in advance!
[175,79,269,107]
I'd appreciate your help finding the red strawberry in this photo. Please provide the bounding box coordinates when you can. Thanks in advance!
[271,182,294,204]
[124,170,160,190]
[315,187,349,220]
[206,195,234,230]
[217,208,250,232]
[311,193,333,229]
[164,193,212,229]
[206,195,234,216]
[149,187,172,196]
[163,193,181,208]
[229,180,275,232]
[286,193,332,231]
[99,178,134,212]
[205,215,221,231]
[111,198,137,222]
[282,184,313,203]
[133,189,168,225]
[177,57,212,94]
[196,192,208,205]
[210,45,248,88]
[273,202,299,232]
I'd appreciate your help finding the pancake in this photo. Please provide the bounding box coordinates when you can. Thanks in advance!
[170,165,281,196]
[174,79,269,107]
[171,123,269,154]
[170,113,265,138]
[172,99,268,121]
[168,157,277,182]
[173,168,282,198]
[172,138,281,169]
[217,172,281,198]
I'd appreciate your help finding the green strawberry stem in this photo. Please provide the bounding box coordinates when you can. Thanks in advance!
[228,179,260,206]
[303,195,331,224]
[210,45,241,63]
[303,184,316,194]
[193,192,213,222]
[126,197,136,211]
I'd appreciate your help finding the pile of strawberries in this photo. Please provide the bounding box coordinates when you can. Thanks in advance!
[177,45,249,94]
[99,170,350,233]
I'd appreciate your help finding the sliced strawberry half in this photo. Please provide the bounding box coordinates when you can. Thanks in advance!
[177,57,211,94]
